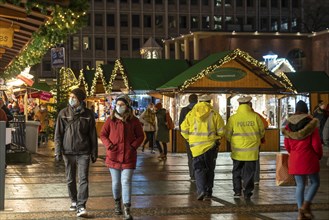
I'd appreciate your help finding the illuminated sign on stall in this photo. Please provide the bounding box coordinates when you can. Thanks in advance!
[207,67,246,82]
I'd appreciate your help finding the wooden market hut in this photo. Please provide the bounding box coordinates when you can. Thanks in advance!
[106,58,193,147]
[77,65,113,134]
[283,71,329,112]
[77,65,112,97]
[157,48,295,153]
[107,58,192,95]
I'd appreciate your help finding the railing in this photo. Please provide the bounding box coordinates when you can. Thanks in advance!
[9,115,26,152]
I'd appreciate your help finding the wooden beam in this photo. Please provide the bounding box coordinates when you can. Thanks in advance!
[1,3,51,20]
[13,38,28,45]
[18,29,33,37]
[0,20,20,31]
[0,18,38,31]
[0,57,11,62]
[15,34,30,41]
[3,47,19,53]
[0,6,27,20]
[25,17,47,26]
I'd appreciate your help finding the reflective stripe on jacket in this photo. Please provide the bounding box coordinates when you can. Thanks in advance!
[180,102,225,157]
[225,104,265,161]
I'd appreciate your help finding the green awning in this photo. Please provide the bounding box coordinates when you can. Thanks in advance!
[101,64,114,82]
[157,51,232,89]
[284,71,329,92]
[83,70,95,89]
[31,82,51,92]
[120,58,191,90]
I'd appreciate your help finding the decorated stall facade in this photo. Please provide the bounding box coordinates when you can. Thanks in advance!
[77,65,113,133]
[158,48,295,153]
[107,58,192,149]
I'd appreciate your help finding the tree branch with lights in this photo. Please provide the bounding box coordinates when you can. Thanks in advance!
[1,0,89,78]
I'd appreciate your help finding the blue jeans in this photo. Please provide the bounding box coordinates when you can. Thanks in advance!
[109,168,134,204]
[294,173,320,208]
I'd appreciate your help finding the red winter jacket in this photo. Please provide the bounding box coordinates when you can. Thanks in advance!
[100,115,144,169]
[282,114,323,175]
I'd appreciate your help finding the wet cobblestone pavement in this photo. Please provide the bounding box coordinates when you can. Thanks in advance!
[1,141,329,220]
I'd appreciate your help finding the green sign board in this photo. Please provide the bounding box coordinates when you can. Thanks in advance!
[207,68,246,82]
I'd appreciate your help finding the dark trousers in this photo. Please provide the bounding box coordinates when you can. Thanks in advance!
[63,154,90,209]
[142,131,155,150]
[254,154,260,182]
[156,141,167,155]
[232,159,256,195]
[185,140,194,179]
[193,146,218,196]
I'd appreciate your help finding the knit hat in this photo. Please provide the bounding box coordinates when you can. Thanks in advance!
[295,100,308,114]
[71,88,86,102]
[155,103,162,109]
[116,94,131,107]
[188,94,198,104]
[237,95,252,103]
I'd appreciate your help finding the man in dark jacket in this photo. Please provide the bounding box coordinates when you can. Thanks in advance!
[313,101,328,143]
[178,94,198,182]
[55,88,98,218]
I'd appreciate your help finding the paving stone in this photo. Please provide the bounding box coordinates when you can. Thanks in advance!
[1,140,328,219]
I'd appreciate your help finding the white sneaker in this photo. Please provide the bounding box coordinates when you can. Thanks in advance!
[77,207,88,217]
[69,202,77,211]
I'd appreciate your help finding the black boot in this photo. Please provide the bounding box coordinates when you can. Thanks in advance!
[114,198,122,215]
[123,203,133,220]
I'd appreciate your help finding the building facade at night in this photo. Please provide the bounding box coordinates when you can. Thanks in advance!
[32,0,328,80]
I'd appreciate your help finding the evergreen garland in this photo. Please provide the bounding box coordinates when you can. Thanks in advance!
[0,0,89,78]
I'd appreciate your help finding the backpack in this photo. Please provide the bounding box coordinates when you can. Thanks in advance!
[166,111,175,130]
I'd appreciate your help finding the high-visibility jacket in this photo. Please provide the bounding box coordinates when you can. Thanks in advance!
[225,104,265,161]
[180,102,225,157]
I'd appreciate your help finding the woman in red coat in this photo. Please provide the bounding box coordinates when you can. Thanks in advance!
[282,100,323,220]
[100,95,144,220]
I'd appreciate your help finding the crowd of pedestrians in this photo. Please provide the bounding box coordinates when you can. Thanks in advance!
[50,89,326,220]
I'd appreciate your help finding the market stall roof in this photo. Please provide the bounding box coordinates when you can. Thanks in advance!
[0,2,52,75]
[0,1,88,78]
[108,58,191,93]
[157,48,294,94]
[78,64,113,96]
[283,71,329,92]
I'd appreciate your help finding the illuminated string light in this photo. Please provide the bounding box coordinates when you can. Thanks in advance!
[178,48,296,93]
[3,1,88,78]
[107,59,131,93]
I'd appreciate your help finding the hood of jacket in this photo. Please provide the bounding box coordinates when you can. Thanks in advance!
[281,114,318,140]
[190,102,213,120]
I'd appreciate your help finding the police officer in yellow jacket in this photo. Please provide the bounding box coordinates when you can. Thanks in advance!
[181,94,225,201]
[225,96,265,200]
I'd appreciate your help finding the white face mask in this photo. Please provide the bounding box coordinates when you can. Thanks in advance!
[69,97,78,107]
[116,105,126,114]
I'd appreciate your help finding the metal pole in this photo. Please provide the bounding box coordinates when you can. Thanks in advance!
[0,121,6,210]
